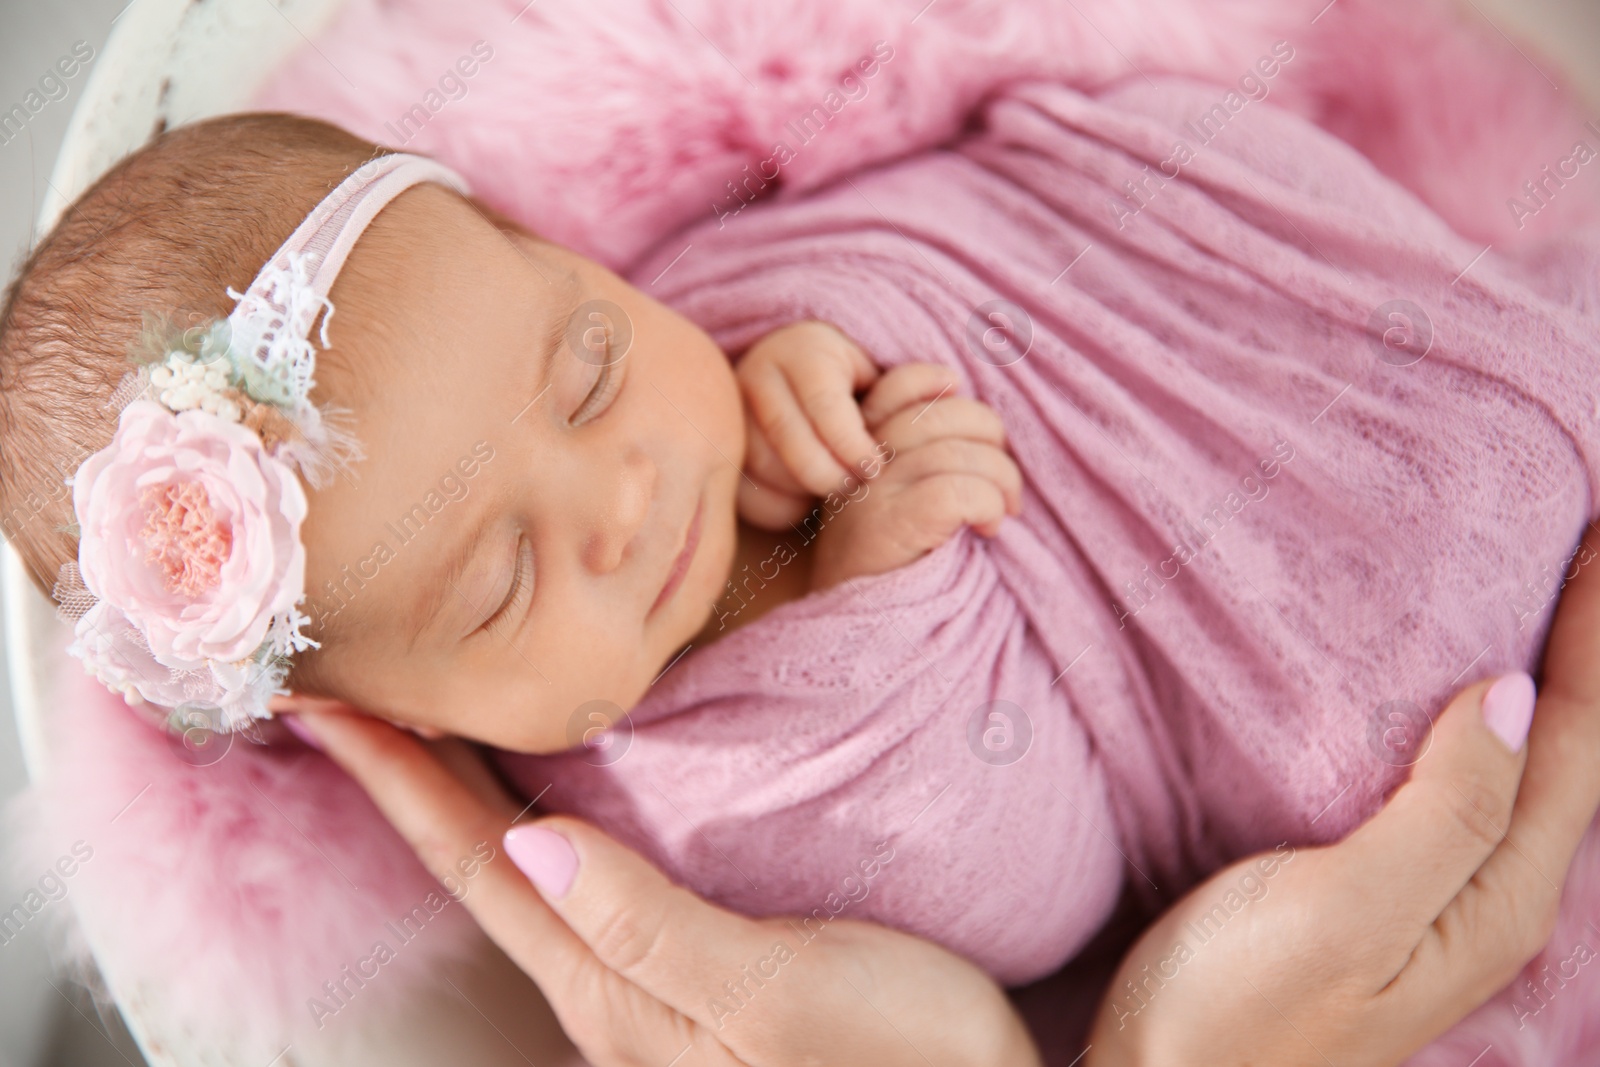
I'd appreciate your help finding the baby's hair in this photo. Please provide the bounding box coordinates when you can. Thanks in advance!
[0,114,380,600]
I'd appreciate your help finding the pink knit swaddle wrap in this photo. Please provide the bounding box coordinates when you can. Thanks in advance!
[498,77,1600,984]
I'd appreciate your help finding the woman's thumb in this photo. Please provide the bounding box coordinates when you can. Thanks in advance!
[1335,672,1536,928]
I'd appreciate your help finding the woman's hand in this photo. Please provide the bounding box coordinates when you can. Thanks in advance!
[1087,531,1600,1066]
[284,705,1042,1067]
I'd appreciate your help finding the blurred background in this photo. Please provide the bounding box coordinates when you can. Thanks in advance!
[1,1,1597,1065]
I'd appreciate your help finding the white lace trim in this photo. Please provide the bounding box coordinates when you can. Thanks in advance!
[225,251,331,409]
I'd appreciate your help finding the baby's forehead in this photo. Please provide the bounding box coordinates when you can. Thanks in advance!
[329,190,579,371]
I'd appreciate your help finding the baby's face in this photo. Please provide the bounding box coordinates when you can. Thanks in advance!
[297,185,743,750]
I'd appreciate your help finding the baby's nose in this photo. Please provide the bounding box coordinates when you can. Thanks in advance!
[581,451,655,574]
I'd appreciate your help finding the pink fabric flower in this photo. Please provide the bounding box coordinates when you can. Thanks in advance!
[70,602,202,707]
[73,400,308,667]
[68,602,271,729]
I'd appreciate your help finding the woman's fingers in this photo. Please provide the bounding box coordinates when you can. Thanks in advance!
[426,736,527,822]
[1399,534,1600,1004]
[1331,674,1533,943]
[519,822,1041,1067]
[1538,532,1600,709]
[288,708,512,844]
[1492,532,1600,878]
[290,711,722,1066]
[509,817,784,1032]
[285,712,585,982]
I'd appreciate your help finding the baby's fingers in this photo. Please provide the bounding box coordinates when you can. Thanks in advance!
[889,439,1022,521]
[876,395,1008,455]
[886,473,1010,548]
[741,415,808,496]
[789,363,881,478]
[738,472,817,530]
[742,359,854,495]
[510,818,778,1050]
[860,363,961,429]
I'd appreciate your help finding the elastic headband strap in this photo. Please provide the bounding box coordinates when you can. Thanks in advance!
[232,153,470,362]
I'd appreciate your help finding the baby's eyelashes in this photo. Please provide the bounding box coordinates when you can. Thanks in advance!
[478,533,535,637]
[566,302,628,425]
[570,342,624,425]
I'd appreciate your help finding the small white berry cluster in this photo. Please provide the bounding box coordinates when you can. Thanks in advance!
[148,351,243,423]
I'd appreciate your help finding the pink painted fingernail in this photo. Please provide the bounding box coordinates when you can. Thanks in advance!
[283,714,324,751]
[1482,672,1536,754]
[504,825,578,899]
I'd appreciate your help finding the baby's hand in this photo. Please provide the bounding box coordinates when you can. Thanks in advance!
[810,364,1022,589]
[737,321,882,529]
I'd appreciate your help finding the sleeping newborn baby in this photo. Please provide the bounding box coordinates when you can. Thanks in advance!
[3,74,1597,988]
[0,113,1009,748]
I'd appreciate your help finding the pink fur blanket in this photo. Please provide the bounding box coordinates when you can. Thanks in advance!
[9,0,1600,1062]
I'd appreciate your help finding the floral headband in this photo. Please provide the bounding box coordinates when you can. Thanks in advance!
[53,153,469,733]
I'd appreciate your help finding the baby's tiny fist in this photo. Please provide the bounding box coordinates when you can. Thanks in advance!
[808,388,1018,590]
[736,321,881,504]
